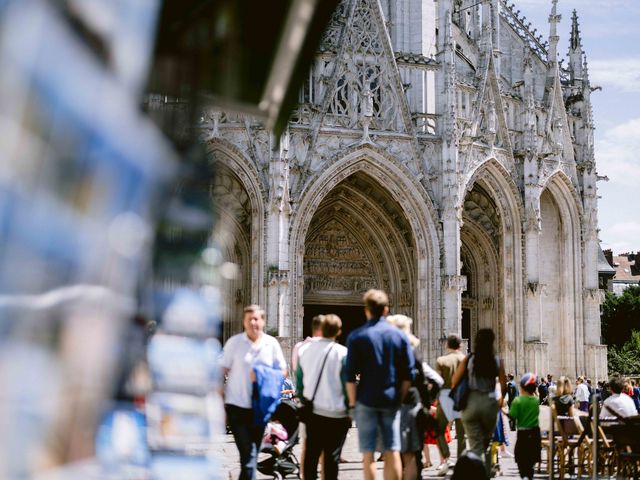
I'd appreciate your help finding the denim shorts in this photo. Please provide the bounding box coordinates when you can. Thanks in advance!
[354,402,401,453]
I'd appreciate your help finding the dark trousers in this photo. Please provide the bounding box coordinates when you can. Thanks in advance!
[514,428,541,479]
[304,414,351,480]
[226,404,265,480]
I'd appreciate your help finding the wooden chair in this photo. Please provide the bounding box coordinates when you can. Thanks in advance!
[537,405,553,475]
[607,416,640,478]
[575,415,616,477]
[554,409,583,480]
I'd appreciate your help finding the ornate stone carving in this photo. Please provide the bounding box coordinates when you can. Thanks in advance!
[304,219,378,296]
[443,275,467,292]
[482,297,495,310]
[583,288,604,302]
[267,270,290,287]
[526,281,544,296]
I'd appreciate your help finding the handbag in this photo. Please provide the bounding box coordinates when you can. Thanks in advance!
[449,354,471,412]
[298,343,334,424]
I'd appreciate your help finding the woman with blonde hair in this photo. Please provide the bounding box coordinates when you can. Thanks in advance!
[553,376,574,416]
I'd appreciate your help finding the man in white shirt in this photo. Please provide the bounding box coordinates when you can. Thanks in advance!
[291,315,325,375]
[291,314,325,479]
[601,376,638,419]
[575,376,590,413]
[297,314,350,480]
[220,305,286,480]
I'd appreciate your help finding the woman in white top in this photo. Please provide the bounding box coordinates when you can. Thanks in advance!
[296,314,350,480]
[220,305,286,480]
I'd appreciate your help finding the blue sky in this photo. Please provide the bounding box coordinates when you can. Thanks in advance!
[517,0,640,254]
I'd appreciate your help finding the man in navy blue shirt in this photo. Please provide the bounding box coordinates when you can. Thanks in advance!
[345,289,415,480]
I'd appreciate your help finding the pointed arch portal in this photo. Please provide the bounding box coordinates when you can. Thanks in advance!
[302,171,416,342]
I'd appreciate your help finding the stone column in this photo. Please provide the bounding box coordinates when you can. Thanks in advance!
[264,132,292,338]
[523,156,542,343]
[436,5,463,353]
[582,163,606,378]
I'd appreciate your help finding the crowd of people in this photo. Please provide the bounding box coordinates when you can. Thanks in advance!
[220,289,640,480]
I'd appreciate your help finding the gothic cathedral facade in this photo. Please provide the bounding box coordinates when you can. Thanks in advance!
[205,0,607,379]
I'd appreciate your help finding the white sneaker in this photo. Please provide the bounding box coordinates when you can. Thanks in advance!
[437,463,450,476]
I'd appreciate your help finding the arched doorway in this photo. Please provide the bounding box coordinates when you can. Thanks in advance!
[302,171,416,344]
[459,160,524,371]
[538,179,581,375]
[211,165,253,342]
[461,183,501,346]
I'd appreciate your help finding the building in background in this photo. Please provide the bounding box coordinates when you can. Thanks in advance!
[603,250,640,295]
[203,0,607,380]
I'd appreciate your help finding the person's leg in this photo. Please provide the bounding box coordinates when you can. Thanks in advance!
[383,451,402,480]
[461,402,483,459]
[303,415,323,480]
[322,417,350,480]
[226,405,260,480]
[423,444,431,467]
[434,404,451,462]
[354,404,379,480]
[401,452,417,480]
[299,423,307,480]
[479,399,499,475]
[379,407,402,480]
[455,418,466,458]
[363,452,377,480]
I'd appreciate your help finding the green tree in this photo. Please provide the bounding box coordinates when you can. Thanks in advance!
[601,285,640,347]
[608,330,640,375]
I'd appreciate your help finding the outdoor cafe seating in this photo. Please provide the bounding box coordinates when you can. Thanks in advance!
[539,403,640,479]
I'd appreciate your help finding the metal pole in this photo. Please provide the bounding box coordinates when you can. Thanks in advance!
[592,392,599,480]
[549,406,555,480]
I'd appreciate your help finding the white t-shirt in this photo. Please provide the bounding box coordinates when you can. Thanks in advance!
[297,339,348,418]
[601,393,637,419]
[575,383,590,402]
[220,333,286,408]
[291,336,321,373]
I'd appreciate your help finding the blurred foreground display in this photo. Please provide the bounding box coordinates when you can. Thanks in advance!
[0,0,339,478]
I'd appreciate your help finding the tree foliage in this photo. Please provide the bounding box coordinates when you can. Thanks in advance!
[608,330,640,375]
[601,285,640,347]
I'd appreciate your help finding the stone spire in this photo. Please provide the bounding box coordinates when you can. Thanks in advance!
[547,0,561,66]
[568,10,584,81]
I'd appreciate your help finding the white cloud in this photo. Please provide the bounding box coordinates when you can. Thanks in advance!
[596,117,640,186]
[588,58,640,93]
[601,222,640,254]
[609,222,640,238]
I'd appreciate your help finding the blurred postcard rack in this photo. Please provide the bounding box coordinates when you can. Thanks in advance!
[0,0,339,478]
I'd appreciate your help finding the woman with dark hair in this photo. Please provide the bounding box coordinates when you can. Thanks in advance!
[451,328,506,475]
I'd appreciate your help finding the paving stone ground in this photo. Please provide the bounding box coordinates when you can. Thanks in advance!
[214,425,551,479]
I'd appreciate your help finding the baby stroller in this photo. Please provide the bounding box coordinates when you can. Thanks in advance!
[257,399,300,479]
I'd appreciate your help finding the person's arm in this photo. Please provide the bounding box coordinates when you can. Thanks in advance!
[399,379,411,403]
[346,382,357,408]
[274,342,288,378]
[451,355,468,388]
[395,336,415,403]
[219,338,235,398]
[498,359,507,399]
[340,356,350,411]
[345,338,358,408]
[220,367,229,398]
[295,364,304,399]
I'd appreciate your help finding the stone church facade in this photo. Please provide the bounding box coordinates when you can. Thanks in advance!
[204,0,607,379]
